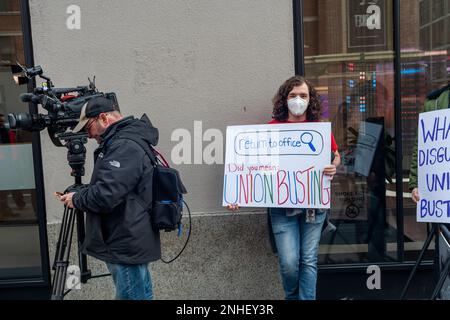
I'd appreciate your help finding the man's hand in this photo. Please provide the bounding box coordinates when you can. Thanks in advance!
[411,188,420,203]
[323,164,337,180]
[60,192,76,209]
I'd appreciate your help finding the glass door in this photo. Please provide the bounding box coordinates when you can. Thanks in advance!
[399,0,450,261]
[0,0,47,282]
[302,0,398,263]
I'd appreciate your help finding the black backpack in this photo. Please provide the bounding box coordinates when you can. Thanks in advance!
[149,147,188,231]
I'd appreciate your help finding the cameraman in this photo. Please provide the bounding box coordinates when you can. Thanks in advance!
[59,97,161,300]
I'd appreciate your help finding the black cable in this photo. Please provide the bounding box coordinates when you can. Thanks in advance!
[161,200,192,264]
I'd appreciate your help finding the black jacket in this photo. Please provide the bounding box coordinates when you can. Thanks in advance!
[73,115,161,264]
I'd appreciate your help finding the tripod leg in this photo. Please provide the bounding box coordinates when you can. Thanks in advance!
[51,205,76,300]
[53,204,71,270]
[75,209,91,282]
[431,256,450,300]
[400,223,437,300]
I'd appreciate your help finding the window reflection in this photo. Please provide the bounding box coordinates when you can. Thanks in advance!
[302,0,450,264]
[0,0,42,279]
[400,0,449,261]
[303,0,396,263]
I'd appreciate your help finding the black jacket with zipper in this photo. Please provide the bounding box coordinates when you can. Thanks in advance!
[73,115,161,264]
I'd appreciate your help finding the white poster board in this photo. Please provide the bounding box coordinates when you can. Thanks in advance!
[417,109,450,223]
[223,123,331,209]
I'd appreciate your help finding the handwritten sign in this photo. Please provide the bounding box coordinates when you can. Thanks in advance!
[223,123,331,209]
[417,109,450,223]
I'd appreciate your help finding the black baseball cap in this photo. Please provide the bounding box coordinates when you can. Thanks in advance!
[73,96,116,133]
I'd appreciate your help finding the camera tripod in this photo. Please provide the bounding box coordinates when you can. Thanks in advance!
[400,223,450,300]
[51,132,108,300]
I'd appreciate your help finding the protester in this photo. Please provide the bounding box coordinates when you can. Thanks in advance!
[409,84,450,203]
[228,75,340,300]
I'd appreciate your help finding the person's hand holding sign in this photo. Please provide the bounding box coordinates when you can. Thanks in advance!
[324,150,341,180]
[323,164,337,180]
[411,187,420,203]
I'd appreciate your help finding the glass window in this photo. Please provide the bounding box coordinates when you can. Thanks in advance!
[432,0,445,20]
[420,28,430,51]
[400,0,450,261]
[303,0,397,264]
[0,0,42,280]
[419,0,430,26]
[302,0,450,265]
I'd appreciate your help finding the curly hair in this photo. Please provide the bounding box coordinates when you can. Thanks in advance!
[272,75,322,121]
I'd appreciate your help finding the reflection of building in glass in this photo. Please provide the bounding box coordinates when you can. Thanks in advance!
[400,60,428,169]
[418,0,450,86]
[0,0,34,226]
[303,0,449,169]
[419,0,450,51]
[304,0,449,265]
[400,0,450,168]
[303,1,396,151]
[0,0,23,66]
[303,0,395,56]
[306,58,395,152]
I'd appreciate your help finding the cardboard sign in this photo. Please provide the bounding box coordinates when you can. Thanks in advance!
[417,109,450,223]
[223,123,331,209]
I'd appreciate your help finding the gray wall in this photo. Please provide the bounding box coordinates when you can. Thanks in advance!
[30,0,294,299]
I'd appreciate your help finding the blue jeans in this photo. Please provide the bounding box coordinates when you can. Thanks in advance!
[106,262,153,300]
[269,208,326,300]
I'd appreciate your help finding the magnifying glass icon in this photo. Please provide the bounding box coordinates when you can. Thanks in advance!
[300,132,316,152]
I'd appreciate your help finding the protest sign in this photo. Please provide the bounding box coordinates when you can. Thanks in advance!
[417,109,450,223]
[223,123,331,209]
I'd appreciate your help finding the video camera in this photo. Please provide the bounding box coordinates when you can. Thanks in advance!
[6,63,118,146]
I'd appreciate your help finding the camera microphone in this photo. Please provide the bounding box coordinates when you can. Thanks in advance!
[20,92,45,105]
[19,93,35,103]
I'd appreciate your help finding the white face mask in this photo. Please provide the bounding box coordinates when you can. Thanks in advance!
[287,96,308,116]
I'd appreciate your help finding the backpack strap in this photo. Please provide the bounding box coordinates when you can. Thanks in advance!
[115,133,158,166]
[117,133,188,195]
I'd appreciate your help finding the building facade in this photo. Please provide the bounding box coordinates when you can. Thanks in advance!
[0,0,449,299]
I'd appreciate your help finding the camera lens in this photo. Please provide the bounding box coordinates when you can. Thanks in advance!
[5,114,16,129]
[6,113,33,130]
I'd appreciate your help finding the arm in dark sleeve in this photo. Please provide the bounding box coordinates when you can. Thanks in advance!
[408,136,418,190]
[408,97,432,190]
[73,139,144,213]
